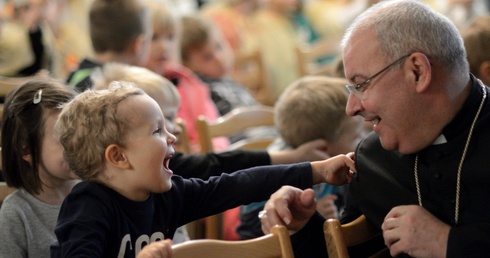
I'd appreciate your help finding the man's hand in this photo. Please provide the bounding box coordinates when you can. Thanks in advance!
[260,186,317,235]
[382,205,450,258]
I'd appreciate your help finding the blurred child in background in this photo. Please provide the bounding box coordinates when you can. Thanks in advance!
[180,14,256,117]
[179,14,278,144]
[144,0,227,153]
[238,75,367,239]
[65,0,152,91]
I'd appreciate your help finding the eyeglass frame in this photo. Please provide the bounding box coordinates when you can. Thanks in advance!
[346,53,411,99]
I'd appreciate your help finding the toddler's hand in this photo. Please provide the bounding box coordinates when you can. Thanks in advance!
[311,152,356,185]
[137,239,173,258]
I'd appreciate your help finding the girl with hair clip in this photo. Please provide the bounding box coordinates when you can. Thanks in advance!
[0,78,79,257]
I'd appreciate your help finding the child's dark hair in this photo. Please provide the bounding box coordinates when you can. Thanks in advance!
[180,15,213,62]
[89,0,151,53]
[1,78,76,195]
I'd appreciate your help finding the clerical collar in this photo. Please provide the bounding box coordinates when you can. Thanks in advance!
[432,134,447,145]
[440,74,487,142]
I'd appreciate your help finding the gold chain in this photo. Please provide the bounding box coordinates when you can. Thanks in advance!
[414,80,486,225]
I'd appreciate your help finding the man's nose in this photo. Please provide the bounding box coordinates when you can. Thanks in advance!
[345,93,362,117]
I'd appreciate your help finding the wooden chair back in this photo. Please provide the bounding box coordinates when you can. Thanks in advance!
[172,225,294,258]
[324,215,388,258]
[175,118,192,155]
[196,105,276,239]
[296,38,340,77]
[197,105,275,153]
[231,50,275,106]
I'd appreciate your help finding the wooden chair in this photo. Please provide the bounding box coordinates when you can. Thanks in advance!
[231,50,275,106]
[324,215,389,258]
[172,225,294,258]
[197,105,275,153]
[175,118,192,155]
[296,38,340,77]
[196,105,276,239]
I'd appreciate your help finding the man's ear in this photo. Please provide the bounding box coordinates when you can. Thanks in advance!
[105,144,131,169]
[478,61,490,86]
[408,52,431,93]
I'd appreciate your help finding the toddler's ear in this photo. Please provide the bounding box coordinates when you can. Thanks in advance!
[105,144,130,169]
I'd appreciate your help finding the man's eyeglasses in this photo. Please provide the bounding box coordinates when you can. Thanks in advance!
[346,54,411,99]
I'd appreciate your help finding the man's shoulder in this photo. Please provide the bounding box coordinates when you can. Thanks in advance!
[357,132,382,152]
[355,132,400,166]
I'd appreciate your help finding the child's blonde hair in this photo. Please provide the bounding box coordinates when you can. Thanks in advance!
[274,75,350,148]
[146,0,178,35]
[145,0,181,64]
[91,62,180,108]
[56,82,145,180]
